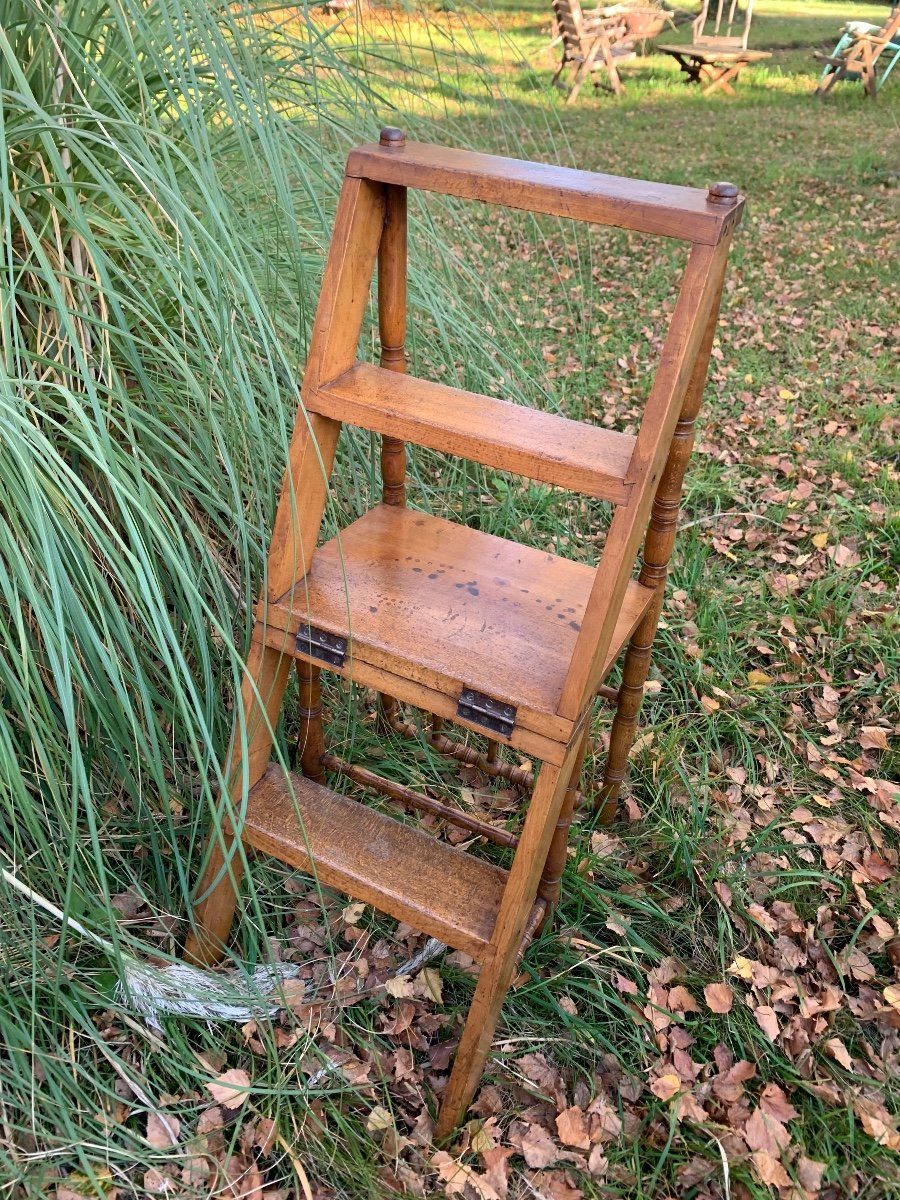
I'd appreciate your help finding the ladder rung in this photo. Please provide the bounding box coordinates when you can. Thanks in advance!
[242,766,508,961]
[346,141,743,245]
[307,363,636,505]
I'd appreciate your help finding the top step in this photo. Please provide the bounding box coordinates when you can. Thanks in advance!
[346,139,744,245]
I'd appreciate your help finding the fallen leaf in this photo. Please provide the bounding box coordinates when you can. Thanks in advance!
[146,1111,180,1149]
[366,1105,394,1134]
[751,1151,791,1187]
[744,1107,791,1157]
[727,956,754,980]
[668,985,700,1014]
[703,982,733,1014]
[853,1097,900,1150]
[650,1073,681,1101]
[753,1005,780,1041]
[512,1122,560,1169]
[859,727,889,751]
[747,670,773,688]
[206,1068,251,1109]
[555,1106,590,1150]
[825,1037,853,1070]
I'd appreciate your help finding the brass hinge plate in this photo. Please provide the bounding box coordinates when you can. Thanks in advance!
[296,623,347,668]
[456,688,516,739]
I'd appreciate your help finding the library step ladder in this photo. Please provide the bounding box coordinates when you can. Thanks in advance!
[184,130,744,1138]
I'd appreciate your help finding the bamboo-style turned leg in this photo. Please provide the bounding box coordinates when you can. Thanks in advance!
[536,721,591,927]
[377,129,408,731]
[436,734,585,1139]
[295,660,326,784]
[597,276,726,823]
[184,642,292,965]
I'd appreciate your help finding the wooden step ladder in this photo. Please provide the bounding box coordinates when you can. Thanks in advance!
[184,130,744,1138]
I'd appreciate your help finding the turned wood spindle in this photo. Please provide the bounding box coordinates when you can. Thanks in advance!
[296,659,326,784]
[597,235,729,823]
[376,129,408,730]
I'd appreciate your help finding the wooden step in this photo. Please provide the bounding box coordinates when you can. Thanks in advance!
[260,506,656,762]
[345,140,743,246]
[306,363,636,505]
[242,765,507,961]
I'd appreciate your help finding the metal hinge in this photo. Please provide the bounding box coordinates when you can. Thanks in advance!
[296,623,347,668]
[456,688,516,739]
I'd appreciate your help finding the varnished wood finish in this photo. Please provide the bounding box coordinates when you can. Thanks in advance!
[346,141,743,246]
[320,753,519,848]
[186,135,745,1136]
[537,723,591,919]
[295,660,326,784]
[244,766,508,960]
[308,363,636,503]
[597,248,728,820]
[184,641,292,965]
[263,505,656,736]
[436,734,585,1139]
[558,235,734,719]
[378,176,408,506]
[388,712,535,790]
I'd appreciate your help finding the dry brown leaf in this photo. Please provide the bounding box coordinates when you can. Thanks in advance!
[744,1107,791,1157]
[667,986,700,1014]
[674,1092,708,1124]
[825,1037,854,1070]
[703,982,734,1013]
[513,1122,560,1169]
[555,1106,590,1150]
[796,1156,827,1192]
[481,1146,516,1200]
[859,727,889,751]
[753,1004,780,1041]
[206,1068,251,1110]
[852,1096,900,1150]
[759,1083,799,1124]
[751,1151,791,1188]
[649,1073,681,1101]
[431,1150,501,1200]
[145,1111,180,1149]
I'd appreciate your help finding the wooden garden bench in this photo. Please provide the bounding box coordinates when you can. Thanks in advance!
[184,130,744,1137]
[658,0,770,95]
[815,5,900,98]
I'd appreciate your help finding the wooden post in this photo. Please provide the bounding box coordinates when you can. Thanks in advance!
[536,721,591,926]
[296,659,326,784]
[377,127,408,729]
[378,127,408,506]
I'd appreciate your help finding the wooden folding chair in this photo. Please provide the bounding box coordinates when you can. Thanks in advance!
[550,0,636,101]
[184,131,744,1138]
[815,5,900,99]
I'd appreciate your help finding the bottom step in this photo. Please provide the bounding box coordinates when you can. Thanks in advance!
[242,766,508,961]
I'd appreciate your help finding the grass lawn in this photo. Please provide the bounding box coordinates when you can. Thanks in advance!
[4,2,898,1198]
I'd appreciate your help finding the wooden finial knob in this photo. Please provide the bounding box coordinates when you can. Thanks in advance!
[379,127,406,148]
[707,181,738,204]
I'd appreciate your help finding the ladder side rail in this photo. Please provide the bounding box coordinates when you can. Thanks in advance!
[556,231,735,720]
[267,176,385,602]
